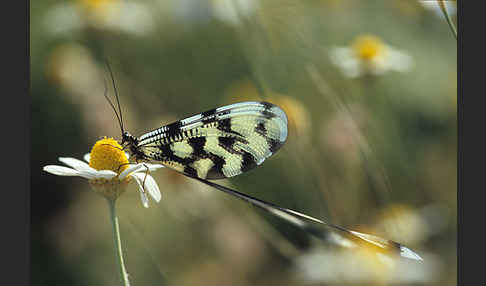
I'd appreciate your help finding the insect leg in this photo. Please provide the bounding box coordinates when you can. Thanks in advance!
[139,163,151,193]
[142,164,150,190]
[100,143,125,151]
[116,162,131,173]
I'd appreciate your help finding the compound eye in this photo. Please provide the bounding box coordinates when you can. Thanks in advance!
[121,132,129,143]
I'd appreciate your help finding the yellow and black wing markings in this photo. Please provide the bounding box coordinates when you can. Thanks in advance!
[127,101,288,180]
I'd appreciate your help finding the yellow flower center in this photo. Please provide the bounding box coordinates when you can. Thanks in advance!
[89,137,129,175]
[352,35,385,61]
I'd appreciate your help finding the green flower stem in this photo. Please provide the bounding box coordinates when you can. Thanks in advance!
[438,0,457,40]
[108,199,130,286]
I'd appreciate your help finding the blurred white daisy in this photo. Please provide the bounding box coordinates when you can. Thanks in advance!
[43,0,155,36]
[294,246,440,284]
[329,35,413,78]
[43,137,164,207]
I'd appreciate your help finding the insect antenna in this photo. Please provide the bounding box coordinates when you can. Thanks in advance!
[102,76,123,133]
[103,61,125,135]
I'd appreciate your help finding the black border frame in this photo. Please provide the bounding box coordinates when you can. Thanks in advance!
[8,0,29,285]
[22,0,463,285]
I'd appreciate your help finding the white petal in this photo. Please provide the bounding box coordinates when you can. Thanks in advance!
[72,168,113,180]
[43,165,82,176]
[133,174,149,208]
[329,47,361,78]
[119,164,144,180]
[329,47,353,65]
[339,58,361,78]
[138,188,149,208]
[142,163,165,171]
[76,172,98,180]
[133,173,161,202]
[388,49,413,72]
[83,153,91,163]
[44,165,97,180]
[145,175,162,202]
[59,157,94,172]
[369,56,388,75]
[59,156,119,179]
[94,170,118,179]
[131,163,165,174]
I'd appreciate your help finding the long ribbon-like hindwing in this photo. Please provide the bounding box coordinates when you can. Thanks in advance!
[194,178,423,261]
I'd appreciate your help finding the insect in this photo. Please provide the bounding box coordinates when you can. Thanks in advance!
[121,101,287,180]
[102,63,422,261]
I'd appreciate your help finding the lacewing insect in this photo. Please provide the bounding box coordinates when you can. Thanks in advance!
[101,63,422,261]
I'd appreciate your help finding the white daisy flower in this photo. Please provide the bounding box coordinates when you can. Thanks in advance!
[43,137,164,208]
[294,246,436,284]
[329,35,413,78]
[43,0,155,37]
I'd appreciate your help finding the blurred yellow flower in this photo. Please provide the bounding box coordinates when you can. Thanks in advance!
[372,203,450,245]
[267,95,311,141]
[79,0,119,21]
[223,79,311,142]
[352,35,385,61]
[372,204,427,246]
[329,34,413,78]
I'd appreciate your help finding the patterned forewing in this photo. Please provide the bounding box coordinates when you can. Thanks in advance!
[137,102,288,179]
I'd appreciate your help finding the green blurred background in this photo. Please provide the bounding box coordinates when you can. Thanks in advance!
[31,0,457,285]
